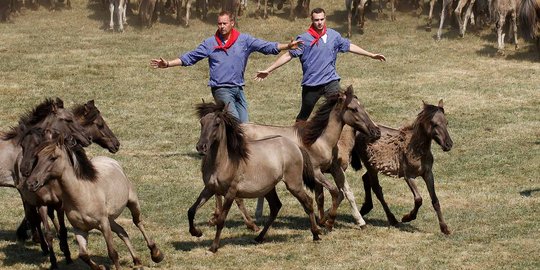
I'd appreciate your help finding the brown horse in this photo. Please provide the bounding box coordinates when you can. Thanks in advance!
[492,0,520,54]
[190,101,321,253]
[239,86,380,230]
[351,100,453,234]
[15,99,119,269]
[519,0,540,57]
[25,133,164,270]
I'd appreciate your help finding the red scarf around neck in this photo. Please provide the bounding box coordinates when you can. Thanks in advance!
[308,24,327,46]
[214,28,240,52]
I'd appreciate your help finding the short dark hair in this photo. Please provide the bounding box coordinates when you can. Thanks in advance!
[310,7,325,17]
[218,11,235,21]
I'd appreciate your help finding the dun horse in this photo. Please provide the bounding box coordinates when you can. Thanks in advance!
[519,0,540,57]
[16,100,121,269]
[351,100,454,234]
[239,86,380,230]
[25,133,163,270]
[189,102,321,253]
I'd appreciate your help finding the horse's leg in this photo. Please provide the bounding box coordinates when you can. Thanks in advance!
[16,216,31,241]
[462,0,476,36]
[359,0,368,30]
[496,14,506,53]
[368,171,399,226]
[359,172,373,215]
[56,207,73,264]
[236,198,260,232]
[255,197,264,223]
[437,0,450,40]
[390,0,396,21]
[185,0,190,27]
[25,204,49,254]
[209,188,236,253]
[109,0,115,30]
[426,0,436,31]
[188,187,214,237]
[208,195,222,226]
[314,170,340,231]
[126,197,164,263]
[401,177,423,223]
[283,178,322,240]
[109,220,142,268]
[423,170,450,234]
[511,10,518,50]
[347,0,352,37]
[117,0,125,31]
[99,219,121,269]
[254,188,282,243]
[38,206,58,269]
[330,162,366,228]
[454,0,468,37]
[313,182,325,225]
[74,229,101,270]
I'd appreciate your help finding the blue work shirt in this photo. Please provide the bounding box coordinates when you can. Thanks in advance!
[180,33,280,88]
[289,28,351,87]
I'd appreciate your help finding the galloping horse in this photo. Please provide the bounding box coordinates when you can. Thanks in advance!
[189,101,321,253]
[351,100,454,234]
[239,86,380,230]
[519,0,540,57]
[25,133,164,270]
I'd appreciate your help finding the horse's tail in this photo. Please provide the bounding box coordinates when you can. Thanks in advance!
[519,0,540,40]
[350,148,363,171]
[300,147,316,191]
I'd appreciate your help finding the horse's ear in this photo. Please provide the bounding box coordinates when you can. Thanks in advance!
[438,99,444,108]
[55,98,64,108]
[87,100,95,108]
[44,128,54,141]
[345,85,354,95]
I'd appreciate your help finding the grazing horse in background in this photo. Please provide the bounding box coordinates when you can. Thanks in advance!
[492,0,520,54]
[235,87,380,230]
[346,0,368,37]
[25,134,164,270]
[351,100,453,234]
[174,0,208,27]
[519,0,540,57]
[108,0,127,31]
[138,0,161,28]
[190,101,321,253]
[256,0,310,20]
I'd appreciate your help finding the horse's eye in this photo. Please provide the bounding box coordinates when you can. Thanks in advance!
[350,108,358,113]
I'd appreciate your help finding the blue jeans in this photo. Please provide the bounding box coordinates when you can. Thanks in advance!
[211,86,249,123]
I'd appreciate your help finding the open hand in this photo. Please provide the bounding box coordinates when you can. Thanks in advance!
[254,71,270,82]
[371,54,386,62]
[150,57,168,68]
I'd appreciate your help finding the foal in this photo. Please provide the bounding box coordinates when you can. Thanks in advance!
[352,100,453,234]
[25,134,163,269]
[189,102,321,253]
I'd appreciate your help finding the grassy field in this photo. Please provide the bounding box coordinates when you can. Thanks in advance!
[0,0,539,269]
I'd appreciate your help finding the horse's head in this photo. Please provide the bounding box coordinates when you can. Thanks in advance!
[421,99,453,152]
[340,86,380,140]
[40,98,92,147]
[73,100,120,153]
[24,132,67,192]
[196,112,222,156]
[18,126,49,178]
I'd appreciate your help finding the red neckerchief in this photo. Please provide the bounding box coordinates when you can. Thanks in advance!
[214,28,240,52]
[308,24,327,46]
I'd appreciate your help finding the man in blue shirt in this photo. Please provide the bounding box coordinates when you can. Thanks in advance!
[151,11,300,123]
[255,7,386,121]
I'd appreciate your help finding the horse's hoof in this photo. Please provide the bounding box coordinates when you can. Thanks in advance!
[254,236,265,243]
[65,257,74,264]
[359,224,368,230]
[401,214,415,223]
[208,245,218,253]
[425,26,431,32]
[98,265,108,270]
[313,234,321,241]
[440,224,451,235]
[150,247,164,263]
[248,225,261,232]
[189,228,203,237]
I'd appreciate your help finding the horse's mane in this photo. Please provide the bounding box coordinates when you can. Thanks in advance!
[1,98,59,141]
[403,104,444,132]
[196,101,250,164]
[297,87,354,146]
[37,135,97,182]
[72,103,99,125]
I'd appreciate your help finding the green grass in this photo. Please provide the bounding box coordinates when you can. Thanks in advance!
[0,0,539,269]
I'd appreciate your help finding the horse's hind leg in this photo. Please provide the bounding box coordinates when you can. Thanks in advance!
[235,198,260,232]
[422,171,450,234]
[109,219,143,269]
[314,170,340,231]
[284,180,321,240]
[38,206,58,269]
[127,196,164,263]
[360,172,373,215]
[255,188,282,243]
[369,172,399,226]
[330,163,366,228]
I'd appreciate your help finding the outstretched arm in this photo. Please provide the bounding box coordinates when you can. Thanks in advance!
[277,39,303,51]
[150,58,183,69]
[255,52,293,82]
[349,44,386,62]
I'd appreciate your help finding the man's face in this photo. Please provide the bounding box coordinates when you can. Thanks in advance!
[311,12,325,31]
[217,15,234,37]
